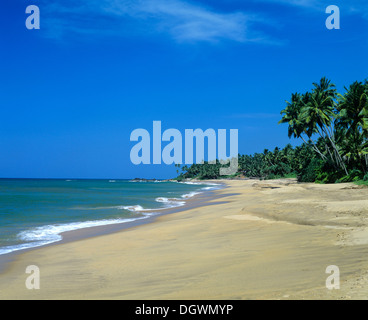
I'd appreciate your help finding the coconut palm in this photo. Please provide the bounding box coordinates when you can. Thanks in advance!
[279,92,305,139]
[279,89,328,161]
[337,81,368,137]
[299,77,347,174]
[336,81,368,172]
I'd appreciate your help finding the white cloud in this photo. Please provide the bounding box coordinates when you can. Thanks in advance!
[42,0,367,44]
[41,0,266,43]
[111,0,249,42]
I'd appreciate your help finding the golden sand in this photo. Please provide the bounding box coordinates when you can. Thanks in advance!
[1,179,368,300]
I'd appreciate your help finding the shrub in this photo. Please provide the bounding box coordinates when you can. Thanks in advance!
[348,169,364,181]
[336,175,352,183]
[298,159,323,182]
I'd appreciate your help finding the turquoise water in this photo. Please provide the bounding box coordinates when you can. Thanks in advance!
[0,179,220,255]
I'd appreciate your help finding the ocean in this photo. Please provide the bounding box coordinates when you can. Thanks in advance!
[0,179,221,256]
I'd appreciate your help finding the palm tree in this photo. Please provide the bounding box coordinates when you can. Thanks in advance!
[336,127,368,174]
[337,81,368,137]
[299,77,348,174]
[279,90,327,161]
[336,81,368,172]
[279,92,305,139]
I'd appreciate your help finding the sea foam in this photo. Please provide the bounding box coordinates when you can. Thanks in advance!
[0,180,222,256]
[0,217,146,256]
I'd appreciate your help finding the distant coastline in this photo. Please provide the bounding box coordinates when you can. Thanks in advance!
[175,78,368,187]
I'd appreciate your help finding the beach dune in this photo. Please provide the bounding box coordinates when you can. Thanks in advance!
[1,179,368,300]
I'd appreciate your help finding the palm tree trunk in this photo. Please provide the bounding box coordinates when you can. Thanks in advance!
[300,135,327,160]
[320,125,349,175]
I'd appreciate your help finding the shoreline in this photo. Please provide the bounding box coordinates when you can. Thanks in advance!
[1,179,368,299]
[0,181,228,274]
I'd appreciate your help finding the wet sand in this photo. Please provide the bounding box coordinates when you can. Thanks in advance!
[1,179,368,300]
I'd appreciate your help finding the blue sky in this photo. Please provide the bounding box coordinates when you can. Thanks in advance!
[1,0,367,179]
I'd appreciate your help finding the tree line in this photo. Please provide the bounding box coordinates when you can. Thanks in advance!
[176,78,368,183]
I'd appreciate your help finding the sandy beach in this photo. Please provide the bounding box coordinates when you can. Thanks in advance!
[1,179,368,300]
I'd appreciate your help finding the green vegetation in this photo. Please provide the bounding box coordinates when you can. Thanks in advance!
[176,78,368,183]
